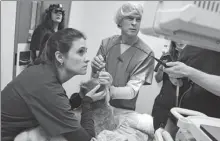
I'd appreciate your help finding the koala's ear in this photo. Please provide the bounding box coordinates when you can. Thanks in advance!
[80,84,87,89]
[80,82,89,91]
[80,86,87,96]
[79,91,84,99]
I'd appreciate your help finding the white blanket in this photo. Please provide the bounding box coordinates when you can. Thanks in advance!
[92,108,155,141]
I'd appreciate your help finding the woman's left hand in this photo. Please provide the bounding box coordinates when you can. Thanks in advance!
[98,71,113,86]
[85,85,106,102]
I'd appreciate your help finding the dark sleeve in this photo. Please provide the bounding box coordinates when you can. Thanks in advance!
[180,46,220,74]
[80,97,95,137]
[30,26,46,51]
[22,83,95,140]
[64,97,95,141]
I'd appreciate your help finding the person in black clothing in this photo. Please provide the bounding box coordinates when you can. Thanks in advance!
[1,28,111,141]
[162,45,220,138]
[165,45,220,118]
[152,41,185,130]
[30,4,65,62]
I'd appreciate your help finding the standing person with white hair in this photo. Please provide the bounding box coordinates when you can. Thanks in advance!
[91,2,155,111]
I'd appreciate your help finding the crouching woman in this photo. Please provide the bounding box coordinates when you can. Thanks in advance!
[1,28,106,141]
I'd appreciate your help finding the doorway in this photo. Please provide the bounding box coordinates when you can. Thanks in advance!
[13,0,71,77]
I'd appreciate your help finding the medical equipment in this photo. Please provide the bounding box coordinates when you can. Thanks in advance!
[154,108,220,141]
[171,108,220,141]
[175,88,179,108]
[140,1,220,52]
[140,1,220,141]
[151,56,169,68]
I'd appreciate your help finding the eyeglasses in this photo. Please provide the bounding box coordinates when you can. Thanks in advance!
[52,9,64,14]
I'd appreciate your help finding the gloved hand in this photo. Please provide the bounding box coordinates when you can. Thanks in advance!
[91,55,106,72]
[98,71,113,87]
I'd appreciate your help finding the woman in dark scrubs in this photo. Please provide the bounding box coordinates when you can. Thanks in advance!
[1,28,110,141]
[152,41,184,130]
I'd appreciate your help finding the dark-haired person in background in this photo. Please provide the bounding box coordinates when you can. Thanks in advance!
[30,4,65,62]
[164,45,220,118]
[162,45,220,138]
[2,28,111,141]
[152,41,185,130]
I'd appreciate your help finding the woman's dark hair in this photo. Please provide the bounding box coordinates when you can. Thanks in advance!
[38,28,86,65]
[42,5,65,31]
[169,41,179,61]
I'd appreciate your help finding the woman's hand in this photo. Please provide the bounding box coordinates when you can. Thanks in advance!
[85,85,106,102]
[98,71,113,86]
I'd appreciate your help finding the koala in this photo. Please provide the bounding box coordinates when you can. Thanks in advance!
[80,78,109,106]
[79,78,117,135]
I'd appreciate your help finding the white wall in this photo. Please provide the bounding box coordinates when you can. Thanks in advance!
[64,1,170,114]
[1,1,17,90]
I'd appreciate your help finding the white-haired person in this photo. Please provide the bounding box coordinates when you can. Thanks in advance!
[91,2,155,111]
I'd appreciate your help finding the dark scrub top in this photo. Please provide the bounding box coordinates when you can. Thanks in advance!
[178,45,220,118]
[30,24,54,60]
[96,35,155,110]
[1,63,94,141]
[152,54,177,129]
